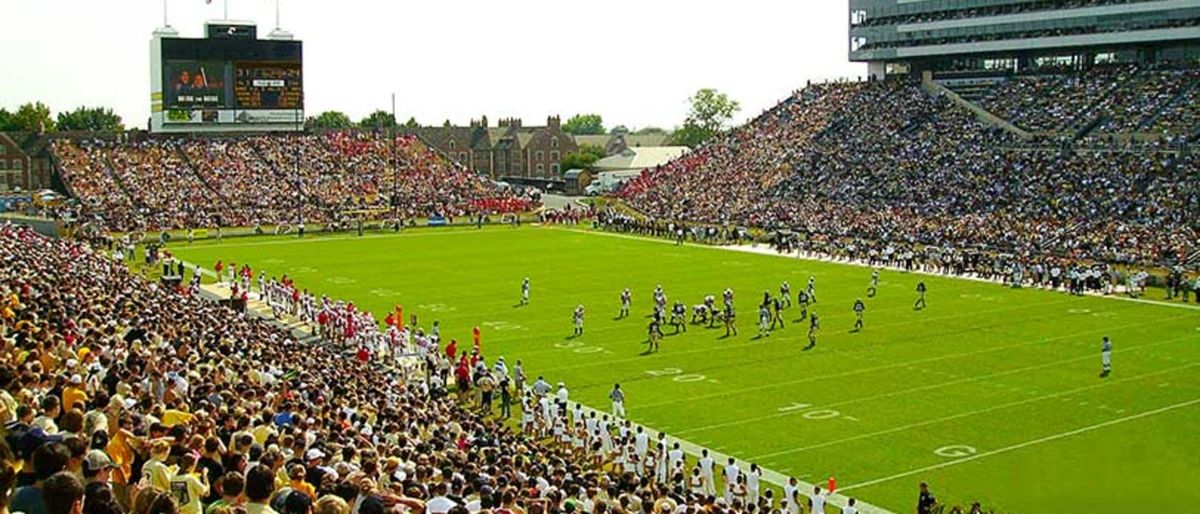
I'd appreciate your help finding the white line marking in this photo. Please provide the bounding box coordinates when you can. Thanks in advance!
[840,397,1200,492]
[750,361,1198,460]
[676,334,1195,436]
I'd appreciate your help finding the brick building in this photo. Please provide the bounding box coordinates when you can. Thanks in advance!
[0,133,54,192]
[411,116,578,180]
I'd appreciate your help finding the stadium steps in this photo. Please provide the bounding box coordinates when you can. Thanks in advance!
[922,78,1033,141]
[101,155,147,210]
[1073,115,1107,140]
[248,138,327,209]
[1061,68,1141,133]
[1142,79,1200,131]
[173,143,234,206]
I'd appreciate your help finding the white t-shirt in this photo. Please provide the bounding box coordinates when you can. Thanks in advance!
[426,496,457,514]
[810,493,826,514]
[724,464,739,485]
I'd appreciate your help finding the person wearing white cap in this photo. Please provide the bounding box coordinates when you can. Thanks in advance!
[82,449,116,485]
[555,382,569,417]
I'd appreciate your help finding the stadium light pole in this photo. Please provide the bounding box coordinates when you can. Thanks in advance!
[391,93,399,227]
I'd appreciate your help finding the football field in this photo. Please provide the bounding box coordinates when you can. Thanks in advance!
[167,226,1200,514]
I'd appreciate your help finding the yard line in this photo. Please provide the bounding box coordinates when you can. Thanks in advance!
[673,334,1197,436]
[544,293,1096,378]
[750,360,1200,460]
[838,396,1200,492]
[630,312,1192,411]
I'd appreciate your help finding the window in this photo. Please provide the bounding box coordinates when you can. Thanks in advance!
[449,140,457,150]
[0,162,7,171]
[0,146,6,155]
[551,164,560,174]
[551,138,559,148]
[459,152,468,161]
[536,151,544,161]
[536,164,544,173]
[13,160,21,170]
[550,151,559,161]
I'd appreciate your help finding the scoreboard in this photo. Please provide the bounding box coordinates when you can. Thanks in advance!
[234,62,303,109]
[151,30,303,132]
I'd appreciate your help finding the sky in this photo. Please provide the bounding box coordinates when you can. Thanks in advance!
[0,0,864,131]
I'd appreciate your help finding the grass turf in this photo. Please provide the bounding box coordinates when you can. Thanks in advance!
[166,226,1200,514]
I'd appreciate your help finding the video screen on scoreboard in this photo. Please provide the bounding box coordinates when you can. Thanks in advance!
[160,38,302,111]
[164,61,227,108]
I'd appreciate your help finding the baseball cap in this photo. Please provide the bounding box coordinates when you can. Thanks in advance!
[304,448,325,461]
[84,449,116,472]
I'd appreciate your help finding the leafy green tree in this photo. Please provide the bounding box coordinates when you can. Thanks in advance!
[559,143,609,172]
[306,111,353,130]
[634,126,668,135]
[609,125,629,134]
[401,117,420,129]
[0,108,12,132]
[7,102,56,133]
[562,114,605,135]
[56,106,124,132]
[359,110,396,129]
[670,89,740,148]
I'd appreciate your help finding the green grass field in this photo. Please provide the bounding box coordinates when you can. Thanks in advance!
[167,226,1200,514]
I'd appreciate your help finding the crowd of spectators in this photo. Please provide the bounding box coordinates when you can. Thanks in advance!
[978,65,1200,139]
[5,219,970,514]
[52,132,529,233]
[618,76,1199,267]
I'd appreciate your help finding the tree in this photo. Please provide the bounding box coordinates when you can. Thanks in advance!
[670,89,740,148]
[609,125,630,134]
[562,114,605,135]
[401,117,419,129]
[0,109,12,132]
[56,106,124,132]
[359,110,396,130]
[6,102,56,133]
[559,143,608,172]
[634,126,668,135]
[306,111,353,130]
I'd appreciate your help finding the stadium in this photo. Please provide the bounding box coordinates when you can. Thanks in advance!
[1,2,1199,514]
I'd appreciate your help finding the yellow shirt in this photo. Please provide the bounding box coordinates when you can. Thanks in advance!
[63,386,88,411]
[289,479,316,499]
[107,433,134,485]
[162,409,195,427]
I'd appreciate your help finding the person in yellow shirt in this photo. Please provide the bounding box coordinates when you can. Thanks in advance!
[287,464,315,499]
[63,375,89,411]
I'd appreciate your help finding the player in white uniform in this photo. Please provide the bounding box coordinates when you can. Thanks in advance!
[572,305,585,336]
[1100,336,1112,377]
[723,458,740,503]
[807,276,817,303]
[520,277,530,305]
[842,498,858,514]
[746,463,761,505]
[619,288,631,319]
[698,449,716,496]
[809,486,827,514]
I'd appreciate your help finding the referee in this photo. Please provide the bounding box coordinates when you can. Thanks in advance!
[610,383,626,418]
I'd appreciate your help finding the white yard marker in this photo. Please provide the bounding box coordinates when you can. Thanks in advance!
[840,397,1200,492]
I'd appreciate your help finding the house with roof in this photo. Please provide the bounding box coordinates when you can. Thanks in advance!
[409,116,578,180]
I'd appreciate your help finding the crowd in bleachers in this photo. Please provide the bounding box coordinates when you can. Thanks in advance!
[978,65,1200,139]
[52,132,530,232]
[3,220,950,514]
[618,74,1199,267]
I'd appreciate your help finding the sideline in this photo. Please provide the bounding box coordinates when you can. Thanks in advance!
[550,227,1200,312]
